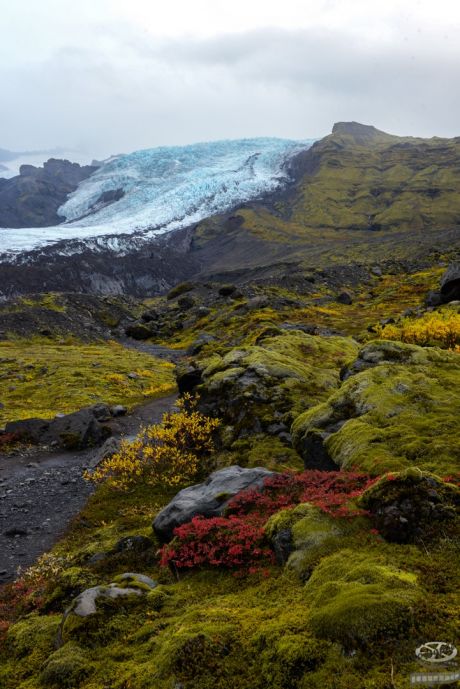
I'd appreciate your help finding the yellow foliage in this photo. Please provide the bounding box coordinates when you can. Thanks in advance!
[86,395,220,490]
[376,308,460,350]
[142,382,177,397]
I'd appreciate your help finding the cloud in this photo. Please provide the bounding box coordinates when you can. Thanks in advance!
[1,10,460,157]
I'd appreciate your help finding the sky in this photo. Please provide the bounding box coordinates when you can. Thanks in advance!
[1,0,460,159]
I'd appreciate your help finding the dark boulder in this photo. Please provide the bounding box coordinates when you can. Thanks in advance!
[113,536,153,554]
[359,469,460,543]
[49,408,111,449]
[125,322,153,340]
[425,290,443,307]
[5,407,112,450]
[440,263,460,302]
[218,284,237,297]
[177,295,196,310]
[175,361,204,394]
[91,403,112,422]
[140,310,159,323]
[3,417,51,444]
[336,291,353,305]
[153,465,275,541]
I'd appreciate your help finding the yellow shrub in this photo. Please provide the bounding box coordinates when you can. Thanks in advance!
[86,395,219,489]
[377,308,460,350]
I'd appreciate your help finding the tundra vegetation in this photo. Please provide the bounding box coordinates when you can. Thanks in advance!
[1,124,460,688]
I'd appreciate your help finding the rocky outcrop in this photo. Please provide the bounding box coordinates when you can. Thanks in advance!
[153,465,275,541]
[292,340,460,476]
[359,469,460,543]
[440,263,460,302]
[0,158,97,228]
[183,331,358,449]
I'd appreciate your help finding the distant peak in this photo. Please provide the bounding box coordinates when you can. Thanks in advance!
[332,122,389,139]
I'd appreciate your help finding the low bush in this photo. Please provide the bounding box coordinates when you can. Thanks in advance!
[87,395,219,489]
[376,308,460,349]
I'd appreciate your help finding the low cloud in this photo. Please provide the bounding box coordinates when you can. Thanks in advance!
[1,22,459,158]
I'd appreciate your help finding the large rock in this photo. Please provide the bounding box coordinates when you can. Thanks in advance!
[58,573,157,646]
[153,465,275,541]
[440,263,460,302]
[5,406,112,449]
[125,321,154,340]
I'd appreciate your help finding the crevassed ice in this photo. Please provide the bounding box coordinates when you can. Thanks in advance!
[0,137,313,255]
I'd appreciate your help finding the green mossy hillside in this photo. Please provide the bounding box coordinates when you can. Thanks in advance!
[292,340,460,475]
[195,125,460,269]
[1,474,458,689]
[0,339,176,425]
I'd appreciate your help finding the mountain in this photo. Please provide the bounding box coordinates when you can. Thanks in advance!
[0,159,98,229]
[1,122,460,298]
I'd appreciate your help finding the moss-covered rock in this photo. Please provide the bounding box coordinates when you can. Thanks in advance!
[292,340,460,475]
[358,468,460,543]
[304,550,420,648]
[197,330,358,450]
[265,504,346,575]
[40,642,92,688]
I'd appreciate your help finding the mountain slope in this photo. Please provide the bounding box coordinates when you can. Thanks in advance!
[191,121,460,277]
[1,123,460,297]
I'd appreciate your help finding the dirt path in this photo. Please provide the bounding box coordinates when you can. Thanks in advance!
[0,377,179,584]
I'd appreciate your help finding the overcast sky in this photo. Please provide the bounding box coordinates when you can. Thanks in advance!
[1,0,460,158]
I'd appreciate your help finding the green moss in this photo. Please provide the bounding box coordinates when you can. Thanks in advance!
[166,282,195,300]
[230,434,303,471]
[40,642,92,688]
[198,330,358,446]
[264,503,314,540]
[304,550,420,647]
[18,293,66,313]
[0,339,176,425]
[3,613,61,686]
[292,340,460,475]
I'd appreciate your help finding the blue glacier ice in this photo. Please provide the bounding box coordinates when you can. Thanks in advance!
[0,137,314,256]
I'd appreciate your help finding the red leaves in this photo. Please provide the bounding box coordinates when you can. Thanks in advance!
[0,578,45,643]
[227,470,376,519]
[160,515,274,571]
[160,470,377,573]
[0,432,20,450]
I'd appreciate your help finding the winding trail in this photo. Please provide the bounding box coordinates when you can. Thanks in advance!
[0,340,184,584]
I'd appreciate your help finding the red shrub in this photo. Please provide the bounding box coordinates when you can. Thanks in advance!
[0,579,45,644]
[226,470,376,519]
[160,515,274,571]
[160,470,376,573]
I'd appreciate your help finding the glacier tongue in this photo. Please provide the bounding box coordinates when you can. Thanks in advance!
[1,137,313,256]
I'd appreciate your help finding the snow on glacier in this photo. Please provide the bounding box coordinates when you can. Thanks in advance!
[0,137,313,256]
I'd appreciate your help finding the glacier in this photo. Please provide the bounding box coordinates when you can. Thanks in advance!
[0,137,313,257]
